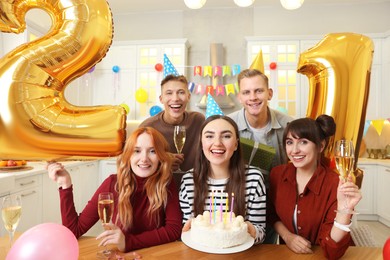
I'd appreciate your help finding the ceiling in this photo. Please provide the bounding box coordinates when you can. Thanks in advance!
[108,0,390,14]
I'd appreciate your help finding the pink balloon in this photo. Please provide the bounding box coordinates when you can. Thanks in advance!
[6,223,79,260]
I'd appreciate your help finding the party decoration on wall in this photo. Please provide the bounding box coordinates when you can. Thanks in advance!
[163,54,179,77]
[269,62,277,70]
[149,105,163,116]
[371,119,385,135]
[297,33,374,170]
[135,88,149,103]
[120,103,130,115]
[155,63,163,72]
[232,64,241,76]
[363,120,371,136]
[112,65,120,73]
[222,66,231,76]
[213,66,222,77]
[206,94,224,118]
[6,223,79,260]
[112,65,121,101]
[0,0,127,160]
[203,66,212,77]
[194,66,202,76]
[250,50,265,73]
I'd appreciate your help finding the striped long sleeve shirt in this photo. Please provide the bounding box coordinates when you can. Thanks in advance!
[179,165,267,244]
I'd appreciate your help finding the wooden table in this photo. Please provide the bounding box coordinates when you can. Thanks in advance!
[1,235,382,259]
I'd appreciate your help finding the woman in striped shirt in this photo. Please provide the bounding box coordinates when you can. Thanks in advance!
[179,115,267,244]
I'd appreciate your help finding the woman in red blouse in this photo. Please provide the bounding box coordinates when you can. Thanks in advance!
[47,127,182,253]
[268,115,362,259]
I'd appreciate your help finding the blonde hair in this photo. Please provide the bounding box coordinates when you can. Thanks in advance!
[115,127,173,229]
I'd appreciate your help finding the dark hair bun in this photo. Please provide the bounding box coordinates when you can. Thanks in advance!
[316,114,336,138]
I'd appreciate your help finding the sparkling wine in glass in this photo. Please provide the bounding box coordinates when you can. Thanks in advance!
[334,139,358,214]
[174,125,186,171]
[2,195,22,248]
[97,192,114,258]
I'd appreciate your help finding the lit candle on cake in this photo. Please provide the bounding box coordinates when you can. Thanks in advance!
[213,190,216,224]
[209,191,212,224]
[220,190,223,222]
[230,193,234,222]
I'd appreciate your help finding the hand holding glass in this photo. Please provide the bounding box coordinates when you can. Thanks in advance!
[173,125,186,171]
[334,139,358,214]
[97,192,114,258]
[2,195,22,248]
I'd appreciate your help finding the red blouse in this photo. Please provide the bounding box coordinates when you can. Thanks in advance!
[268,163,352,260]
[59,174,182,252]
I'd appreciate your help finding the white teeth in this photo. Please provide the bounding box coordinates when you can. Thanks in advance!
[292,155,304,159]
[138,164,150,168]
[170,104,181,108]
[211,149,225,154]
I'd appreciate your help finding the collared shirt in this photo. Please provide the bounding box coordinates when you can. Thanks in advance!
[268,163,352,259]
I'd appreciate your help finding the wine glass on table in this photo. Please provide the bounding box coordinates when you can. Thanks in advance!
[173,125,186,172]
[1,195,22,248]
[97,192,114,259]
[334,139,358,214]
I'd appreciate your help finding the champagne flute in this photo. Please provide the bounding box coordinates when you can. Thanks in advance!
[1,195,22,248]
[97,192,114,259]
[334,139,358,214]
[173,125,186,172]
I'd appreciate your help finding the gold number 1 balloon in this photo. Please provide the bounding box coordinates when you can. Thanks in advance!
[297,33,374,173]
[0,0,126,160]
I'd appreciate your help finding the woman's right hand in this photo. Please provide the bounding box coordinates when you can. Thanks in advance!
[182,219,192,232]
[46,162,72,189]
[284,232,313,254]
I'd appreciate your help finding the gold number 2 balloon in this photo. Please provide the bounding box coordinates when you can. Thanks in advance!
[297,33,374,171]
[0,0,126,160]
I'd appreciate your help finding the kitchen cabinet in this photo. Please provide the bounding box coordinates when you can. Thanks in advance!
[98,159,117,185]
[0,174,43,237]
[355,164,377,219]
[377,165,390,226]
[41,161,101,236]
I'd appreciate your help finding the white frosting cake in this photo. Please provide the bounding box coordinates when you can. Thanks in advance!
[190,210,249,248]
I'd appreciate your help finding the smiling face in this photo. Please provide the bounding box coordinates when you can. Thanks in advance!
[238,75,273,118]
[201,118,238,170]
[130,132,159,178]
[159,80,190,125]
[285,132,324,173]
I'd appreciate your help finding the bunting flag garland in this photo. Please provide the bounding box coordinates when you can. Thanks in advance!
[214,66,222,77]
[206,94,224,118]
[216,85,225,96]
[188,82,195,92]
[225,84,235,95]
[232,64,241,76]
[206,85,214,96]
[194,66,202,76]
[250,50,265,73]
[163,54,179,77]
[203,66,212,77]
[371,119,385,135]
[195,84,205,95]
[223,66,231,76]
[363,120,371,136]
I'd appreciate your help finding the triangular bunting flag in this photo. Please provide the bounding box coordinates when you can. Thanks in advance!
[206,94,224,118]
[250,50,265,73]
[163,54,179,77]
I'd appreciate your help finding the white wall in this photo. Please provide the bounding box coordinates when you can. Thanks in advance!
[113,2,390,114]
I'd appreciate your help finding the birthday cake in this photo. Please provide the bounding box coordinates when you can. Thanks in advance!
[190,210,249,248]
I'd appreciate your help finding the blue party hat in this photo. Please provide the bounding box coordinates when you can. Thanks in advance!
[206,94,224,118]
[163,54,179,77]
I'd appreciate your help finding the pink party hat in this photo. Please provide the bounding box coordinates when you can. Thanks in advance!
[206,94,224,118]
[163,54,179,77]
